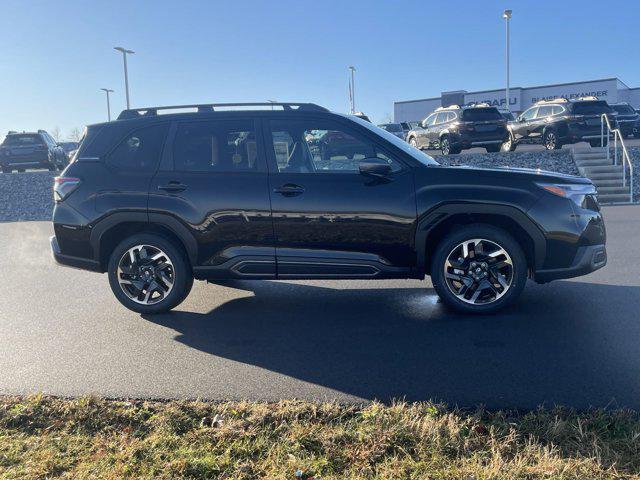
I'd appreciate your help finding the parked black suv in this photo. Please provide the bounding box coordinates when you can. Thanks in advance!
[502,97,617,151]
[51,102,606,314]
[0,130,68,173]
[406,105,508,155]
[609,102,638,138]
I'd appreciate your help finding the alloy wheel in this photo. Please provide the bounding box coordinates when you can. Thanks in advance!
[443,238,513,305]
[545,131,557,150]
[116,244,175,305]
[441,138,450,155]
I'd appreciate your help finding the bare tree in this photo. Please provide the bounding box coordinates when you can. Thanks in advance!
[51,126,62,142]
[68,127,83,142]
[379,113,394,124]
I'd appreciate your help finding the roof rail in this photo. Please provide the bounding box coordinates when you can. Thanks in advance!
[435,105,461,111]
[468,102,491,108]
[571,96,599,102]
[535,98,568,105]
[117,102,329,120]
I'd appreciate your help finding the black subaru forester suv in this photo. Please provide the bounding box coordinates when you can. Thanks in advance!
[51,102,606,314]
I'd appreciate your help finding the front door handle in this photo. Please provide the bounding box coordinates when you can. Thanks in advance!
[158,181,188,192]
[273,184,305,196]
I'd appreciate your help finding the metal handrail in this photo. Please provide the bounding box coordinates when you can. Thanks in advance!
[601,114,634,203]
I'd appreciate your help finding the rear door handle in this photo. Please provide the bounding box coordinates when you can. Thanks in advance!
[158,182,188,192]
[273,184,305,196]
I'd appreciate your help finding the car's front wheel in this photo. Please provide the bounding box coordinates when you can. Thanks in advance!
[430,225,528,314]
[440,135,461,155]
[107,233,193,314]
[409,137,419,149]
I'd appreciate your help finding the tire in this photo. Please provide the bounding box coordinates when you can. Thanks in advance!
[409,137,419,149]
[107,233,193,314]
[485,144,501,153]
[1,168,10,174]
[440,135,461,155]
[17,168,25,173]
[501,134,517,152]
[589,139,604,148]
[430,224,528,314]
[543,129,561,150]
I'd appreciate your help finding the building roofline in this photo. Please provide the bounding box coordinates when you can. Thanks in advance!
[395,77,627,105]
[394,96,441,105]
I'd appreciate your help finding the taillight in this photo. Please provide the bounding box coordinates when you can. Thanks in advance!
[53,176,81,202]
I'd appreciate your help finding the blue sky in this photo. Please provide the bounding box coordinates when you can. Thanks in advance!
[1,0,639,139]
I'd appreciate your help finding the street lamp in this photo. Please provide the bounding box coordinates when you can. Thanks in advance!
[267,99,277,110]
[502,9,512,112]
[348,66,356,114]
[114,47,135,109]
[100,88,114,121]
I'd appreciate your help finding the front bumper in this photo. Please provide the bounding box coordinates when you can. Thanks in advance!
[50,235,101,272]
[534,244,606,283]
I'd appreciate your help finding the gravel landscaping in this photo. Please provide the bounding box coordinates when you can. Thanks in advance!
[0,171,54,222]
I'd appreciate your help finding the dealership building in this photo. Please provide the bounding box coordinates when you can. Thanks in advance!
[394,77,640,123]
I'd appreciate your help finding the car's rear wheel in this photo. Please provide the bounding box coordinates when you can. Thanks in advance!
[589,139,604,148]
[108,234,193,314]
[543,129,561,150]
[430,225,528,314]
[409,137,419,149]
[485,144,501,153]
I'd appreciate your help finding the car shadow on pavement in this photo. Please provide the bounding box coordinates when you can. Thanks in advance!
[143,280,640,409]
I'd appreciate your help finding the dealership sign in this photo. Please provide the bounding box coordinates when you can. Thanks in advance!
[530,90,608,103]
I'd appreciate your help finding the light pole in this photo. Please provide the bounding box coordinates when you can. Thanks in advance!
[100,88,114,121]
[114,47,135,109]
[503,9,512,112]
[267,99,277,110]
[348,66,356,114]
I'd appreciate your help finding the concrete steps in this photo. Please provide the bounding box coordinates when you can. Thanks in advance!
[571,147,632,204]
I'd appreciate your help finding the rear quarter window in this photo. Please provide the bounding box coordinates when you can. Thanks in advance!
[106,123,169,171]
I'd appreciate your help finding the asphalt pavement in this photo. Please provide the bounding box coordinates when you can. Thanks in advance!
[1,206,639,409]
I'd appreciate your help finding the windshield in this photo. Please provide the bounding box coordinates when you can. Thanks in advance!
[379,123,403,132]
[2,134,43,146]
[612,104,635,115]
[346,114,439,166]
[461,108,503,121]
[572,101,613,115]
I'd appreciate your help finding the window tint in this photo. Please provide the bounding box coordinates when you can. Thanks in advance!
[435,112,449,124]
[173,119,258,172]
[2,134,44,146]
[461,108,503,121]
[612,104,635,115]
[551,105,565,115]
[270,119,402,174]
[424,114,436,126]
[447,111,457,121]
[571,101,613,115]
[536,106,553,118]
[521,107,538,121]
[107,123,168,171]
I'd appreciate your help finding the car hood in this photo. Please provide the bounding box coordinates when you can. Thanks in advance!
[432,164,591,184]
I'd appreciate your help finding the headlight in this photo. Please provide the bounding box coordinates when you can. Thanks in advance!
[536,182,599,209]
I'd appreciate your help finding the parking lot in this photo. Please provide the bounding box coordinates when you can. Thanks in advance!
[0,205,638,409]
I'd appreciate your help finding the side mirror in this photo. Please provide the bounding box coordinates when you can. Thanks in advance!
[516,115,524,122]
[359,157,392,177]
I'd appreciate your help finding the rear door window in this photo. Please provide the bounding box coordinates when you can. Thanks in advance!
[106,123,169,171]
[172,119,259,172]
[536,106,553,118]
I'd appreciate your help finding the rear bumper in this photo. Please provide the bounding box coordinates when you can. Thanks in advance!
[534,244,606,283]
[50,235,102,272]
